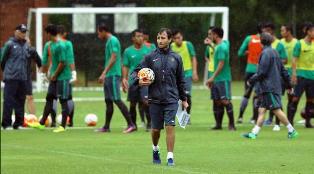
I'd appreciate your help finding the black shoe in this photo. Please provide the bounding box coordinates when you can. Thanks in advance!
[305,123,313,128]
[237,118,243,124]
[228,125,236,131]
[211,126,222,130]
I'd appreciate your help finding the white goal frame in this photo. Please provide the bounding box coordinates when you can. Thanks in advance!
[28,7,229,91]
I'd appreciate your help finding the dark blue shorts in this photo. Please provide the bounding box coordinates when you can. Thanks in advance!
[211,81,232,100]
[259,92,282,110]
[57,80,72,100]
[294,77,314,98]
[104,76,121,101]
[25,79,32,95]
[127,84,148,102]
[184,76,192,96]
[149,103,179,129]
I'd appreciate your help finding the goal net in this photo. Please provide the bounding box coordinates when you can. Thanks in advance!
[27,7,229,91]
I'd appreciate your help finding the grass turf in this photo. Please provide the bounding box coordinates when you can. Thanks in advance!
[1,81,313,174]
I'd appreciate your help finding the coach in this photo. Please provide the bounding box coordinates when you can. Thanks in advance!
[0,24,30,129]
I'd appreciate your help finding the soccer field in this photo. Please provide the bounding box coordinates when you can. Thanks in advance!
[1,81,313,174]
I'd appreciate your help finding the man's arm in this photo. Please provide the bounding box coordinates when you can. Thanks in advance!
[248,53,270,85]
[176,55,187,102]
[291,41,301,85]
[130,55,149,86]
[51,45,66,80]
[187,41,199,81]
[277,43,288,64]
[0,42,11,70]
[238,35,251,57]
[29,47,42,68]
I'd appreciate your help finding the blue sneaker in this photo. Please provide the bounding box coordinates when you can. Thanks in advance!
[167,158,175,166]
[242,132,257,139]
[153,150,161,164]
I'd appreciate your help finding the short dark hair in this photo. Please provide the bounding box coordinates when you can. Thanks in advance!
[208,26,215,30]
[211,27,224,38]
[57,25,66,34]
[304,22,314,33]
[98,23,110,32]
[45,24,58,36]
[257,22,263,33]
[260,32,273,46]
[131,29,142,37]
[158,28,172,39]
[263,22,275,31]
[282,24,293,32]
[172,29,182,36]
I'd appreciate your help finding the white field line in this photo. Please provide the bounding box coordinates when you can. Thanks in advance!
[1,144,208,174]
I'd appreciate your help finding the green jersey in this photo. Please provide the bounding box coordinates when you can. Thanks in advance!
[171,41,196,77]
[104,35,122,77]
[123,45,151,82]
[272,38,288,60]
[60,39,75,64]
[42,40,71,80]
[213,40,231,82]
[281,38,298,73]
[144,42,156,53]
[293,39,314,80]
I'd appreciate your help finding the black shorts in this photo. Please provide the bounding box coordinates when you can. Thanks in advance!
[25,79,32,95]
[149,103,179,129]
[259,92,282,110]
[57,80,72,100]
[211,81,231,100]
[127,84,148,102]
[294,77,314,98]
[184,76,192,96]
[104,76,121,101]
[46,81,58,101]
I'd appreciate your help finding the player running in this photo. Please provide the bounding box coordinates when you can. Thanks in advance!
[243,33,298,139]
[122,29,151,131]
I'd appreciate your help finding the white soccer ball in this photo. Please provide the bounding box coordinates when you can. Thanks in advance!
[84,114,98,126]
[56,114,70,125]
[138,68,155,81]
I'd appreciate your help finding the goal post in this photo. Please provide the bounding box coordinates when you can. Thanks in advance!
[28,7,229,91]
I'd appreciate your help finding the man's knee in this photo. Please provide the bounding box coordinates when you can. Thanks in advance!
[26,95,34,101]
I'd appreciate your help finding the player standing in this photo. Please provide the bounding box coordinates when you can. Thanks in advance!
[96,24,136,133]
[122,29,151,131]
[206,27,236,131]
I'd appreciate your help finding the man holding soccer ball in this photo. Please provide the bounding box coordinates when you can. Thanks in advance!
[131,28,188,166]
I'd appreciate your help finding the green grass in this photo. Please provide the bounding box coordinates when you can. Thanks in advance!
[1,81,313,174]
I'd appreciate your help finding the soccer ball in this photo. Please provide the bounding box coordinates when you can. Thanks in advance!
[84,114,98,126]
[56,114,70,125]
[23,114,38,127]
[138,68,155,82]
[38,115,52,127]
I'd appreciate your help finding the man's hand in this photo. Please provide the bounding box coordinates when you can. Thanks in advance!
[291,75,297,86]
[139,79,152,86]
[182,100,189,110]
[98,73,105,84]
[204,37,212,45]
[122,78,129,93]
[192,71,199,82]
[206,77,214,88]
[50,74,57,81]
[70,71,77,84]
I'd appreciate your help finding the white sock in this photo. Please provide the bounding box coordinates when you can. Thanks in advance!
[286,124,295,133]
[152,145,159,151]
[167,152,174,159]
[252,125,261,135]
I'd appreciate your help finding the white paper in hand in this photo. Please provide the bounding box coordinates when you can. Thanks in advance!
[176,100,190,129]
